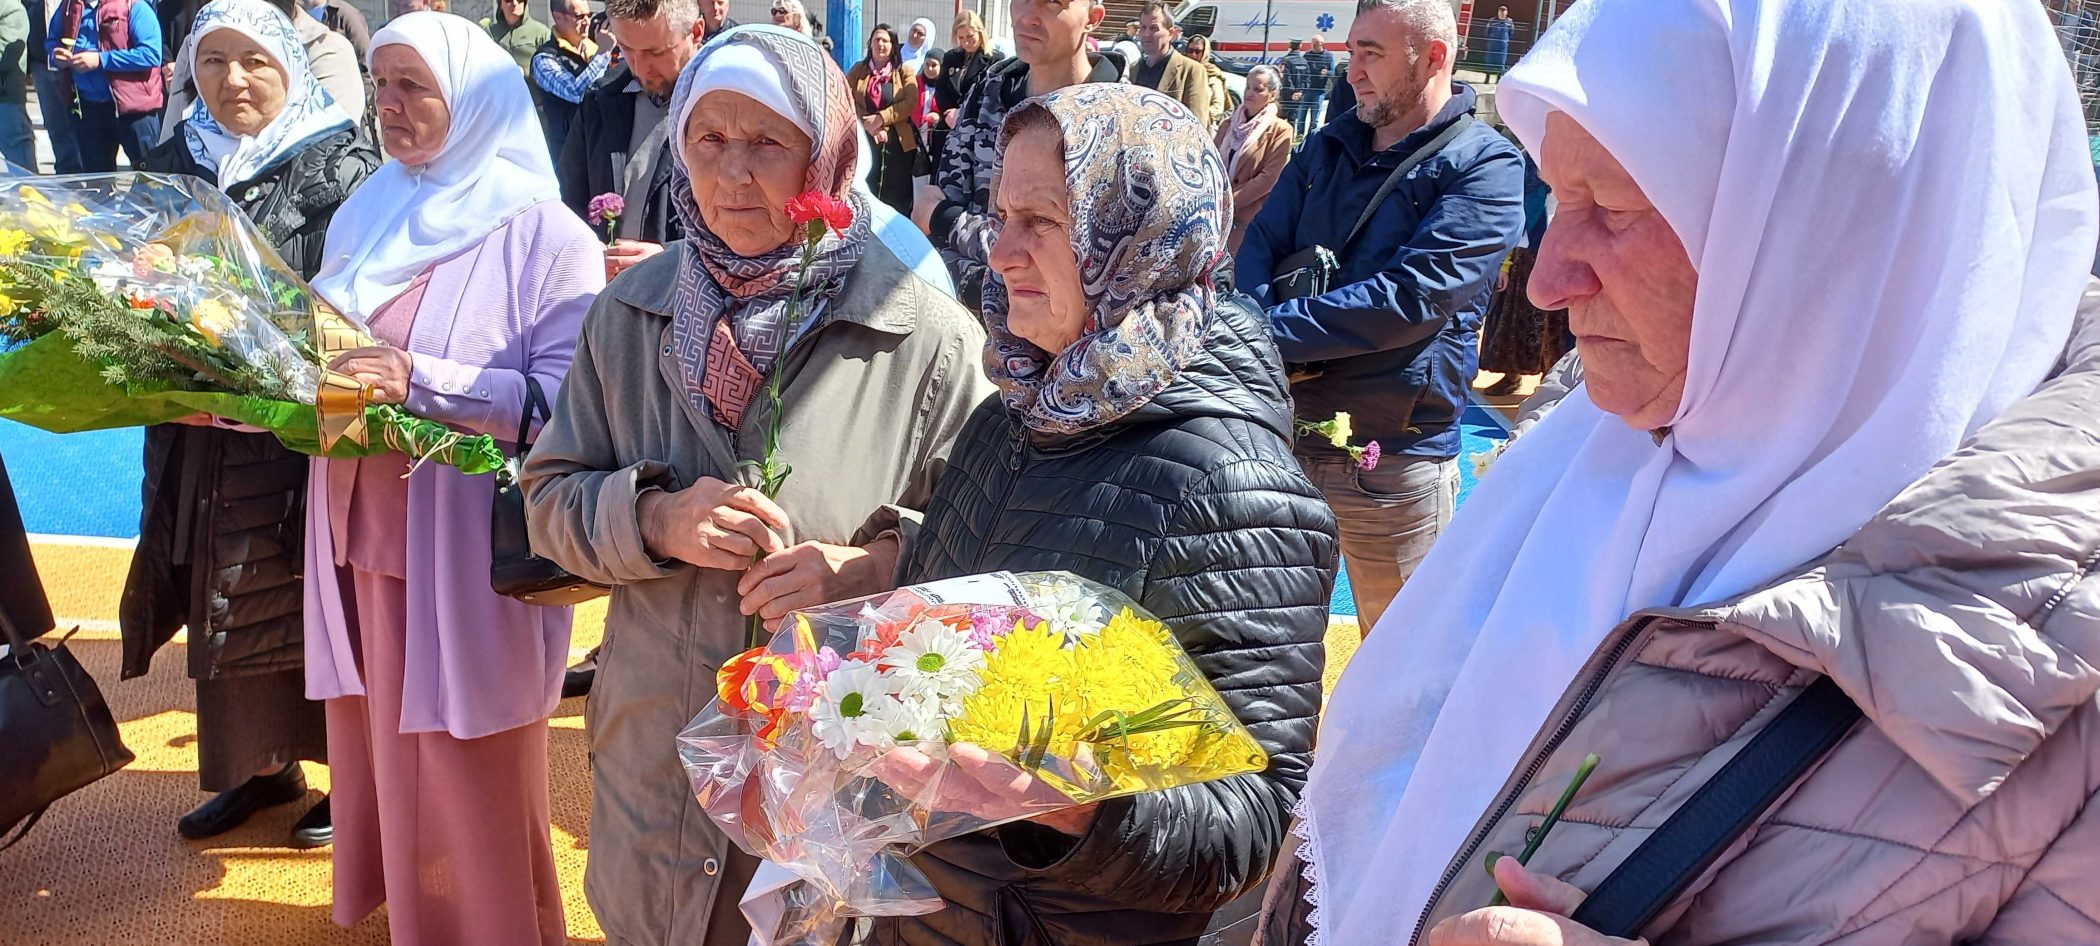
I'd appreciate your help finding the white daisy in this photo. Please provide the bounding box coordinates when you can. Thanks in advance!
[809,659,896,761]
[879,619,986,704]
[865,690,946,746]
[1036,580,1110,638]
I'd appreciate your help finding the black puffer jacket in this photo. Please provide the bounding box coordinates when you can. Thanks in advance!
[880,297,1340,946]
[121,126,379,682]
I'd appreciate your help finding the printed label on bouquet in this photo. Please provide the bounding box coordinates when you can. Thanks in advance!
[905,572,1029,607]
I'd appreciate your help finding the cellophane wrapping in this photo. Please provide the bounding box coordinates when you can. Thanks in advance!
[678,571,1270,944]
[0,173,503,473]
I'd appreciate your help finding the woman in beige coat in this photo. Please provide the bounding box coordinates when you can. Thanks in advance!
[521,28,991,946]
[1214,65,1294,254]
[1273,2,2100,945]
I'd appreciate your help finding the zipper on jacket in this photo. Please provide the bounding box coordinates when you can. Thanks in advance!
[1404,617,1657,946]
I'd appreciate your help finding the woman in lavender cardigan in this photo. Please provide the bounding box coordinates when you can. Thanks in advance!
[300,12,602,946]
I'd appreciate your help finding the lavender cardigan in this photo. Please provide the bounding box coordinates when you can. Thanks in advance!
[303,201,606,740]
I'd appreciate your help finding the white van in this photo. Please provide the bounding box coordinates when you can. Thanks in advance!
[1175,0,1476,65]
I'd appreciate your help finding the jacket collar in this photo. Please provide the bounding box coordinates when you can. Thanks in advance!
[992,51,1123,111]
[1331,81,1477,167]
[1683,280,2100,804]
[610,236,922,339]
[1024,295,1295,452]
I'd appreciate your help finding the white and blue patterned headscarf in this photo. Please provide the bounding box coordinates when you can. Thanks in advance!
[179,0,351,190]
[983,84,1231,436]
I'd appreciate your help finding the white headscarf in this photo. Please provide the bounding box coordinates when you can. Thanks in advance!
[179,0,352,190]
[309,11,559,322]
[1298,0,2099,942]
[900,17,937,69]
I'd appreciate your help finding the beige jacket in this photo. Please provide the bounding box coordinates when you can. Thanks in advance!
[521,240,994,946]
[1145,51,1216,129]
[1270,286,2100,945]
[1215,112,1295,254]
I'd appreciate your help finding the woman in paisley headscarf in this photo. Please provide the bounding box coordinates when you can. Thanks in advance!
[871,83,1338,946]
[124,0,378,849]
[521,24,993,946]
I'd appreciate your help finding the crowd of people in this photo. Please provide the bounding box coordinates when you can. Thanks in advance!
[4,0,2100,946]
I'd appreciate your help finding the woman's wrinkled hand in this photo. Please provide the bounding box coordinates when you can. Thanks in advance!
[736,534,899,629]
[868,743,1092,832]
[1425,859,1645,946]
[327,346,413,405]
[637,476,790,570]
[861,114,883,135]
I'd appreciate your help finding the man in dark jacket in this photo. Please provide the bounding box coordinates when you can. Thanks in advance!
[1301,33,1336,135]
[1278,38,1308,133]
[1237,0,1523,631]
[558,0,703,279]
[912,0,1120,308]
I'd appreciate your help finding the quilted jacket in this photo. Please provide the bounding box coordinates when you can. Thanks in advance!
[121,127,378,682]
[1265,285,2100,945]
[880,295,1341,946]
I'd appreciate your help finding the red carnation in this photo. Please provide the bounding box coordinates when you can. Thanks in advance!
[785,191,854,236]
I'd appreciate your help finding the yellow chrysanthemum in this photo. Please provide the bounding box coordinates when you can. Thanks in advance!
[190,299,242,346]
[0,228,30,257]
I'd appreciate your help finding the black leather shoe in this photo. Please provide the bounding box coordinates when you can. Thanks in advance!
[178,766,308,840]
[562,650,599,700]
[290,795,333,848]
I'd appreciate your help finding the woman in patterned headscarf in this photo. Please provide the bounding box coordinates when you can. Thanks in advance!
[870,83,1339,946]
[521,24,993,946]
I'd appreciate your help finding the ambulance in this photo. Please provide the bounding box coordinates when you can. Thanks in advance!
[1174,0,1478,66]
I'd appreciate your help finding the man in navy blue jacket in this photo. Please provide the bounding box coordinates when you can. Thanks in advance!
[1237,0,1523,631]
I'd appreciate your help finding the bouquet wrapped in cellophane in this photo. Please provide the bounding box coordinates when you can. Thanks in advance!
[677,571,1269,944]
[0,173,502,473]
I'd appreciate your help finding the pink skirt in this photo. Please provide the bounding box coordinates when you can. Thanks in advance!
[324,566,565,946]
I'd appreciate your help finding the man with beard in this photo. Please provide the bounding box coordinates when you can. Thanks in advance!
[558,0,705,280]
[1236,0,1523,632]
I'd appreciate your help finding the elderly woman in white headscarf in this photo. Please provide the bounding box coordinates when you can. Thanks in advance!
[521,24,991,946]
[123,0,379,851]
[299,11,602,945]
[1270,1,2100,946]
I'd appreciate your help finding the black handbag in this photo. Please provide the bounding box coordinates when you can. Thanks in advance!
[1268,116,1474,303]
[490,378,608,607]
[0,453,133,850]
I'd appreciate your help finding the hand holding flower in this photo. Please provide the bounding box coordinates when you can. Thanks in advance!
[639,475,791,570]
[1425,858,1643,946]
[737,535,902,629]
[869,742,1096,833]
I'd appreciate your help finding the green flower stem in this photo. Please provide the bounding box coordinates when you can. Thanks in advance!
[1488,752,1601,907]
[745,222,826,650]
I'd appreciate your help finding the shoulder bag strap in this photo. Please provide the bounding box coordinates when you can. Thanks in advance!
[515,377,551,451]
[1339,115,1473,254]
[1569,676,1863,938]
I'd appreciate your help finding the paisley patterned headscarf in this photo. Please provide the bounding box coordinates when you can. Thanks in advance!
[984,84,1231,436]
[666,25,874,430]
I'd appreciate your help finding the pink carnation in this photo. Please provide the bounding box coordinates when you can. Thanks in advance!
[1358,440,1382,471]
[587,192,626,226]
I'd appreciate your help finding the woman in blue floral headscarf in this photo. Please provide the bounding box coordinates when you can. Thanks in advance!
[124,0,378,848]
[878,83,1340,945]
